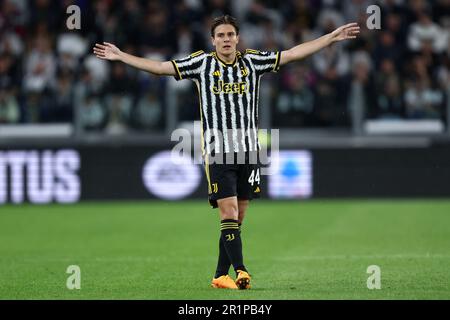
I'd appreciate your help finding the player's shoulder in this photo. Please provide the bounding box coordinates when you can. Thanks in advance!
[244,49,273,56]
[189,50,207,58]
[244,49,261,55]
[174,50,209,64]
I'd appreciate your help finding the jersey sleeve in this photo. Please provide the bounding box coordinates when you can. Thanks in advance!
[171,50,206,81]
[244,49,281,76]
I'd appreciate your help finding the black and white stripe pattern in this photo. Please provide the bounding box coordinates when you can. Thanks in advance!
[172,49,280,155]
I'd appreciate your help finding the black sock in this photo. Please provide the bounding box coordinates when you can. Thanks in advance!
[214,223,242,278]
[220,219,246,274]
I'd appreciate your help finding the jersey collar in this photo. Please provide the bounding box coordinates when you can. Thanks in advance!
[212,51,241,67]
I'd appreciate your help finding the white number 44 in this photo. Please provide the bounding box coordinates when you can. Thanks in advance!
[248,169,260,186]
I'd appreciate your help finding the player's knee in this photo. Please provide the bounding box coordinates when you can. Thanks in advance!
[238,201,248,224]
[238,210,246,224]
[220,204,239,220]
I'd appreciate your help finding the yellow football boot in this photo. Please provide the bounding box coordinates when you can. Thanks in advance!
[211,275,238,289]
[235,270,251,290]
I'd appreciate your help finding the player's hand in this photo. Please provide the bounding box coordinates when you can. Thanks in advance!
[330,23,360,42]
[93,42,122,61]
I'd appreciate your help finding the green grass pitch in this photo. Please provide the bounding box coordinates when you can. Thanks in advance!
[0,200,449,299]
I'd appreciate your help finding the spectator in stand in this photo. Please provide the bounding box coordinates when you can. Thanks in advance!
[103,62,137,134]
[45,70,74,123]
[403,54,445,119]
[0,85,20,123]
[22,32,56,123]
[274,63,315,127]
[373,58,404,118]
[376,75,404,119]
[404,77,445,119]
[408,10,448,54]
[139,2,177,57]
[0,53,21,95]
[131,89,163,131]
[74,68,107,131]
[351,50,377,119]
[23,34,55,94]
[373,30,403,68]
[78,94,107,132]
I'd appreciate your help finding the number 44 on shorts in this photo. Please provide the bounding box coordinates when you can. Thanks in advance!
[248,169,260,186]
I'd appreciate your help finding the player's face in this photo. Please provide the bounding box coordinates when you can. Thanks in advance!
[211,24,239,55]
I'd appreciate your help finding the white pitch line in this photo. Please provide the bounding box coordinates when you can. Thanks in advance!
[7,253,450,263]
[272,254,450,261]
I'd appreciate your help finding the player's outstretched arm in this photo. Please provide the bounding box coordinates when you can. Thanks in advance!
[93,42,176,76]
[279,23,360,66]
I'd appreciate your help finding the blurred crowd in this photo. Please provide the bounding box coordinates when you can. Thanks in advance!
[0,0,449,132]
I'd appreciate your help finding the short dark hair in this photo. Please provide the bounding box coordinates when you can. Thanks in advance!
[211,15,239,37]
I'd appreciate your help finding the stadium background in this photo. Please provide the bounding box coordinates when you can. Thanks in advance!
[0,0,449,300]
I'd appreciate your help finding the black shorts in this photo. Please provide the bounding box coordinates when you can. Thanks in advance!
[203,152,261,209]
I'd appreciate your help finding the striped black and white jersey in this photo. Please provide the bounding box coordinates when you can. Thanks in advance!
[171,49,280,155]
